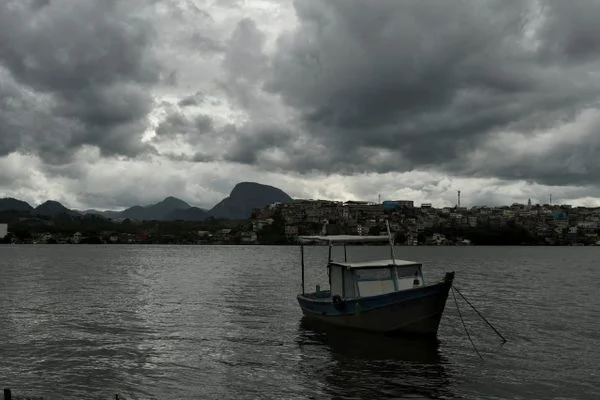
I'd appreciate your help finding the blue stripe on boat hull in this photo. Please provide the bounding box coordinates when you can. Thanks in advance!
[297,276,453,336]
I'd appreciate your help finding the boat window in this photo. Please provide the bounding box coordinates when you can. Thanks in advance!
[355,268,394,297]
[355,268,391,281]
[343,269,356,298]
[329,265,344,297]
[396,265,422,290]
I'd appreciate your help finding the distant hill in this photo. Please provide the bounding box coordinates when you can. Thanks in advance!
[119,196,196,221]
[0,198,33,212]
[206,182,293,219]
[83,209,123,219]
[35,200,81,217]
[3,181,293,221]
[168,207,207,221]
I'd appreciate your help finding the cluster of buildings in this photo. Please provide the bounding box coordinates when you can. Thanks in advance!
[248,198,600,245]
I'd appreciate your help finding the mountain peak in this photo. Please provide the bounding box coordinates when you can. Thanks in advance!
[35,200,80,217]
[230,182,290,198]
[208,181,293,219]
[120,196,193,221]
[38,200,64,207]
[156,196,191,209]
[0,197,34,212]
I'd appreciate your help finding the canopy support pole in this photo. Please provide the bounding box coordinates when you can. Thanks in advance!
[301,244,305,295]
[386,220,396,264]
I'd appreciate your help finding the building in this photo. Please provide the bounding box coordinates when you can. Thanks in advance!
[395,200,415,208]
[382,200,414,209]
[0,223,7,239]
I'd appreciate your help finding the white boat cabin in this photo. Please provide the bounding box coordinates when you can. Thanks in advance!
[328,259,424,298]
[298,234,425,299]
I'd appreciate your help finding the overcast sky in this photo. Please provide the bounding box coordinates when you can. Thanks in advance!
[2,0,600,210]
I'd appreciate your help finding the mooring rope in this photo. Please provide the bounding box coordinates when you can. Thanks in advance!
[454,286,507,343]
[452,287,482,359]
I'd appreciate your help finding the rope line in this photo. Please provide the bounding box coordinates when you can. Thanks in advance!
[452,287,482,359]
[454,286,507,343]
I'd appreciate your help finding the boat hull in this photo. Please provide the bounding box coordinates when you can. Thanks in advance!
[297,272,454,336]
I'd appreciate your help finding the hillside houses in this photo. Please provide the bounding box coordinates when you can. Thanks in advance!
[249,200,600,246]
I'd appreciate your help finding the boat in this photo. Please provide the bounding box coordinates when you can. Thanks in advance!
[296,227,455,337]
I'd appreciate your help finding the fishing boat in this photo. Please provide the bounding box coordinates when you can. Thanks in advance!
[296,228,455,337]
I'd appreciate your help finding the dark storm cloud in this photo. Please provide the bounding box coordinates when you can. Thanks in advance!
[460,109,600,186]
[218,17,268,109]
[223,18,267,82]
[0,0,160,163]
[178,92,205,107]
[244,0,600,185]
[223,123,294,164]
[155,112,214,140]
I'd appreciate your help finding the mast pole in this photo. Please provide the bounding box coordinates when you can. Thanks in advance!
[386,220,396,263]
[301,243,305,295]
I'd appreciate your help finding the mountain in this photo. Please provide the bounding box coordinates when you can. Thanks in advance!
[168,207,207,221]
[82,209,123,219]
[120,196,196,221]
[207,182,293,219]
[0,198,34,212]
[35,200,81,217]
[3,182,293,222]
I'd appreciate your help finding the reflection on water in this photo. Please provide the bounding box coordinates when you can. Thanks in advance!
[2,245,600,399]
[0,246,160,399]
[297,317,454,399]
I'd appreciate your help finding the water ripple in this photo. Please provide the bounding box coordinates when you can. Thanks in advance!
[0,244,598,399]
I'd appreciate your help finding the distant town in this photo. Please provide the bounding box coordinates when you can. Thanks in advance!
[2,198,600,246]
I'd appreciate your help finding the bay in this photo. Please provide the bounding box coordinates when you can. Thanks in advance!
[0,245,598,399]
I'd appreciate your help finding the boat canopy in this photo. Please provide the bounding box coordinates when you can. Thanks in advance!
[298,235,391,245]
[329,259,421,269]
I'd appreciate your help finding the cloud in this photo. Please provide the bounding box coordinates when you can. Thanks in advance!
[251,0,600,184]
[459,108,600,186]
[178,92,205,107]
[3,0,600,210]
[0,0,160,164]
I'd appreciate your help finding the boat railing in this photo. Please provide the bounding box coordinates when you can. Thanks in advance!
[302,290,331,299]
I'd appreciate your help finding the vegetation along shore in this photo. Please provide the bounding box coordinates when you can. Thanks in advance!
[2,182,599,246]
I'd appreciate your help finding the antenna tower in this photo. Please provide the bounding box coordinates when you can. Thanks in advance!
[457,190,461,208]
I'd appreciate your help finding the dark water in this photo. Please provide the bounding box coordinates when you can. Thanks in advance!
[0,245,598,400]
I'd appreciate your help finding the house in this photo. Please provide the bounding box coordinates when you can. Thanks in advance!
[468,216,478,227]
[0,223,7,239]
[356,225,369,235]
[72,232,83,244]
[431,233,447,245]
[240,231,258,244]
[284,225,299,237]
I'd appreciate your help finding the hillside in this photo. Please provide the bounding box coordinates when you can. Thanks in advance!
[0,198,34,212]
[2,181,293,221]
[35,200,81,217]
[168,207,207,221]
[206,182,293,220]
[119,196,196,221]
